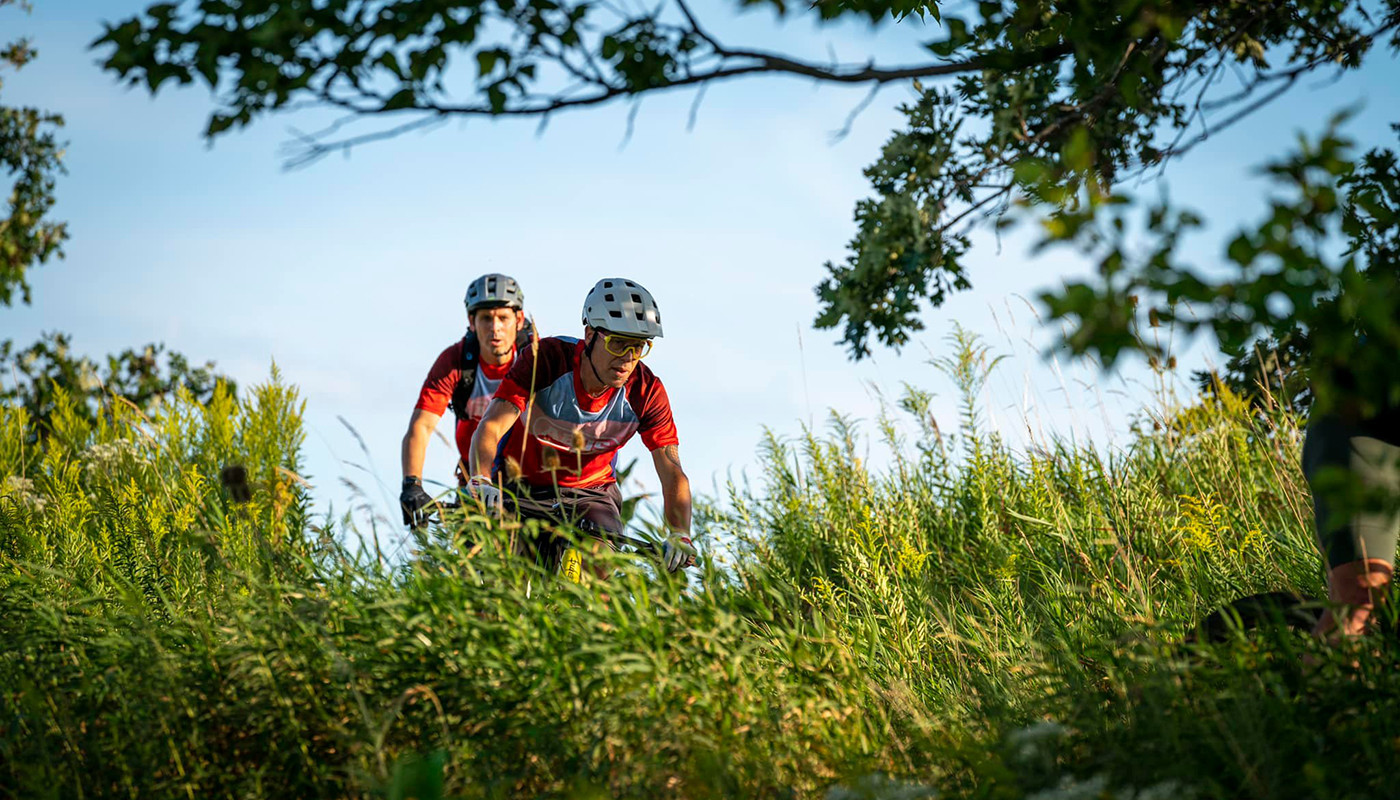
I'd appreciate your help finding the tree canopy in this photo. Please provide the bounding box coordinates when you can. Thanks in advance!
[0,332,234,448]
[93,0,1400,412]
[1,2,233,446]
[1,0,67,306]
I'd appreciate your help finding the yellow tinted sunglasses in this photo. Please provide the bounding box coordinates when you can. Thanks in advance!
[601,333,653,359]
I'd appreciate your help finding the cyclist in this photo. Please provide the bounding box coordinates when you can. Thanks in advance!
[466,278,693,574]
[400,273,533,527]
[1305,390,1400,638]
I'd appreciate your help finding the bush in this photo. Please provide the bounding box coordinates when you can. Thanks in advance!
[1,369,310,616]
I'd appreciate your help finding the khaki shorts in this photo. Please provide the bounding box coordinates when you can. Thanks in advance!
[505,481,624,536]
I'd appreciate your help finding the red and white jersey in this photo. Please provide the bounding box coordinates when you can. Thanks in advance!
[493,336,678,488]
[414,343,514,466]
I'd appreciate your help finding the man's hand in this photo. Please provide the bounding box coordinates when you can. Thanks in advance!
[661,534,695,573]
[464,474,502,516]
[400,476,434,527]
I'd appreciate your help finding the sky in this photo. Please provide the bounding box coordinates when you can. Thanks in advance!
[6,1,1400,552]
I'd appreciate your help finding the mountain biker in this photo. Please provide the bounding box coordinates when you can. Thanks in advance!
[466,277,694,574]
[1305,391,1400,638]
[400,273,532,527]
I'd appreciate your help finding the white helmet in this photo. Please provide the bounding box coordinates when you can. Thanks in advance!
[465,273,525,313]
[581,278,664,338]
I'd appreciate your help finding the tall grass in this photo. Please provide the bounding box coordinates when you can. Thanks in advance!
[711,329,1322,723]
[0,370,312,615]
[3,339,1396,799]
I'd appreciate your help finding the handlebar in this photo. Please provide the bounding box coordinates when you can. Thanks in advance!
[421,495,673,559]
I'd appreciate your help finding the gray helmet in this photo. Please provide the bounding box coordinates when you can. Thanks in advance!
[465,273,525,313]
[581,278,664,338]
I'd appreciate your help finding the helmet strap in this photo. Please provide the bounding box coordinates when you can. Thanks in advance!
[582,332,610,396]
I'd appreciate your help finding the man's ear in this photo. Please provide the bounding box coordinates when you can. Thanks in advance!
[515,310,526,328]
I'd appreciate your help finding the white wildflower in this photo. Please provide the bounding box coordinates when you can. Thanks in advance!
[76,367,103,393]
[1027,774,1194,800]
[825,773,936,800]
[1026,773,1109,800]
[2,475,47,514]
[81,438,149,480]
[1006,720,1069,762]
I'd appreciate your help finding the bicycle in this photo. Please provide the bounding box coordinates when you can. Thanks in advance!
[1188,591,1323,644]
[1193,589,1400,644]
[416,492,689,584]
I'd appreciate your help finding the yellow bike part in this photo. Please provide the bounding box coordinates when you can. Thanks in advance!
[560,546,583,583]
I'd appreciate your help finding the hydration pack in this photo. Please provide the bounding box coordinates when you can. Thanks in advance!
[449,319,535,421]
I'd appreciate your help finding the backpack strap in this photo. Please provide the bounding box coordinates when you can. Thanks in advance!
[450,320,535,421]
[449,332,479,421]
[515,317,536,351]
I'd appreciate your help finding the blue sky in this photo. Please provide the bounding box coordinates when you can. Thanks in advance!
[6,1,1400,548]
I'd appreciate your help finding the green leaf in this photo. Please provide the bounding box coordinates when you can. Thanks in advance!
[383,88,416,110]
[376,51,404,79]
[924,18,969,57]
[1225,234,1254,266]
[476,49,499,77]
[1062,127,1094,173]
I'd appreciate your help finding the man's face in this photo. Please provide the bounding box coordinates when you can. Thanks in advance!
[470,307,522,358]
[585,327,649,389]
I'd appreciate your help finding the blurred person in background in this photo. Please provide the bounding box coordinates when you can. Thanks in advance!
[400,273,534,527]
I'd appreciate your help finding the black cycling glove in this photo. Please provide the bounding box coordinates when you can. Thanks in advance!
[400,476,434,527]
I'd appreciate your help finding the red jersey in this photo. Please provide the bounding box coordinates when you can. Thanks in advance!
[414,342,514,468]
[492,336,678,488]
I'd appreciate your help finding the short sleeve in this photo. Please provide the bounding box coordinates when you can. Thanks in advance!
[495,337,572,411]
[413,343,461,416]
[635,373,679,450]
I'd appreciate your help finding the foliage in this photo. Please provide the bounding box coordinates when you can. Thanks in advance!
[9,339,1392,799]
[0,369,929,798]
[813,89,972,356]
[712,329,1321,718]
[1035,120,1400,417]
[0,368,309,615]
[816,0,1399,357]
[91,1,1400,383]
[1,7,231,454]
[0,0,67,306]
[0,330,235,448]
[1195,328,1313,416]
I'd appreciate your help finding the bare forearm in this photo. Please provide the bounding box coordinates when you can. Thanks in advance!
[401,411,438,478]
[470,400,520,477]
[468,431,495,478]
[654,444,692,534]
[663,477,692,533]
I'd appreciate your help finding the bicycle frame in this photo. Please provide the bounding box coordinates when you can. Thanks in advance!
[419,494,670,584]
[540,515,661,584]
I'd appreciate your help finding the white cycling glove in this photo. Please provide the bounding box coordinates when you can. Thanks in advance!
[464,475,502,515]
[661,535,695,573]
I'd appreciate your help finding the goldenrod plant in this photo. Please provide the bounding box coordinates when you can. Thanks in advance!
[0,370,309,616]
